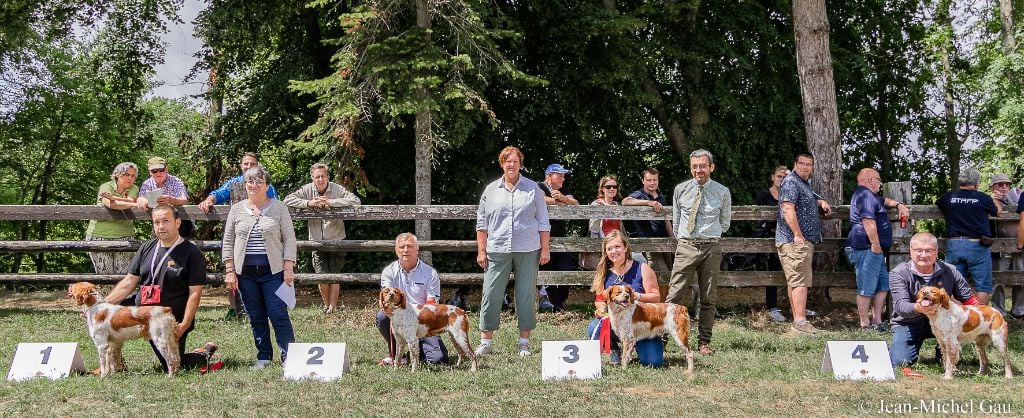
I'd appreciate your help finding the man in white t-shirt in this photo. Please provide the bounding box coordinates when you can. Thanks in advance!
[374,233,449,366]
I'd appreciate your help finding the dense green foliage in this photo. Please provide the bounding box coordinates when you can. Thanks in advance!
[2,0,1022,274]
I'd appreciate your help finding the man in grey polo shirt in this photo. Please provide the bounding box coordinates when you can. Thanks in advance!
[668,149,732,356]
[777,152,833,334]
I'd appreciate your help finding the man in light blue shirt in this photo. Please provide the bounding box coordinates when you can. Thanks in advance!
[668,149,731,356]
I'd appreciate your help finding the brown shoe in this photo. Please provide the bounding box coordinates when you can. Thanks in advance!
[698,342,714,356]
[791,321,819,335]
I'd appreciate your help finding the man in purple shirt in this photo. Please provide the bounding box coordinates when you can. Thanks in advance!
[136,157,189,209]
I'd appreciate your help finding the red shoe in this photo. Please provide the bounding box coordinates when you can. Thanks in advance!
[901,367,923,378]
[200,361,224,374]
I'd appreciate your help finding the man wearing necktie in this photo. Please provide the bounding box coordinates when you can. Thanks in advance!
[668,149,732,357]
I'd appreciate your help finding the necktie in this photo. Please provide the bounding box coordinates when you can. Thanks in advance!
[687,185,703,235]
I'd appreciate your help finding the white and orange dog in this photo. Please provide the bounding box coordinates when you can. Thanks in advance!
[916,286,1013,379]
[378,287,477,372]
[602,285,694,371]
[68,282,180,377]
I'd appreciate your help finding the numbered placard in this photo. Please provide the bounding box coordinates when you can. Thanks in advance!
[821,340,895,381]
[7,343,86,381]
[541,340,601,380]
[283,343,349,381]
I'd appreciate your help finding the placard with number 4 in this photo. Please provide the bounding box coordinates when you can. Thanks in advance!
[821,340,894,381]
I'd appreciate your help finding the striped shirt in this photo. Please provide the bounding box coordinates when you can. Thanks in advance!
[245,220,268,255]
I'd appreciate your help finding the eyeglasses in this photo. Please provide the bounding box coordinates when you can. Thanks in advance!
[246,180,266,186]
[910,248,937,255]
[691,164,710,170]
[603,185,618,190]
[149,168,166,174]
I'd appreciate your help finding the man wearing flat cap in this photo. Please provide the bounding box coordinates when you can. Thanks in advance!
[537,163,579,311]
[137,157,190,209]
[990,173,1024,318]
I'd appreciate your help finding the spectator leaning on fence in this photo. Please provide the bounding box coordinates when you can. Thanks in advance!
[989,173,1024,319]
[284,163,361,315]
[888,232,980,377]
[222,165,297,369]
[844,168,910,331]
[136,157,189,209]
[375,233,449,366]
[669,149,731,356]
[936,167,999,305]
[776,152,833,335]
[103,204,217,372]
[475,145,551,357]
[537,162,579,312]
[621,167,674,272]
[85,162,140,274]
[198,152,278,213]
[754,165,789,322]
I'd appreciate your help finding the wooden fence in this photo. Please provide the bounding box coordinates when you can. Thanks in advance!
[1,203,1022,287]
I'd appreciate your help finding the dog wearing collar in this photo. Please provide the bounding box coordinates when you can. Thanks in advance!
[68,282,180,377]
[602,284,694,371]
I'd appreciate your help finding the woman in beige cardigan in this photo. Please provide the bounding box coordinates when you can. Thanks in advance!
[222,166,297,369]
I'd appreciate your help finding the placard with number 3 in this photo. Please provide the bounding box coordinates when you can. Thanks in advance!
[542,340,601,380]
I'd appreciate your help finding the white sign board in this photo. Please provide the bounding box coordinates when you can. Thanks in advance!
[542,340,601,380]
[283,343,349,381]
[821,340,895,381]
[7,343,86,381]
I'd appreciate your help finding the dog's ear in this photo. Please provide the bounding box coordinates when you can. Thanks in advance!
[601,287,614,304]
[915,287,925,302]
[938,288,951,309]
[378,288,389,310]
[394,288,406,307]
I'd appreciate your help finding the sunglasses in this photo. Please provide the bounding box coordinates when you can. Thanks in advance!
[149,168,166,174]
[603,184,618,189]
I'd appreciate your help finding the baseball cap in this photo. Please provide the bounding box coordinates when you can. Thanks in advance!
[545,163,571,175]
[147,157,167,170]
[990,173,1011,186]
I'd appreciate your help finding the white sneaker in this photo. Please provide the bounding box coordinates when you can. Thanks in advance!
[806,309,818,317]
[768,308,787,322]
[518,342,531,357]
[251,359,272,370]
[475,344,493,356]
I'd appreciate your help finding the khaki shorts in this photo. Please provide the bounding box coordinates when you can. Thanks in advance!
[777,242,813,287]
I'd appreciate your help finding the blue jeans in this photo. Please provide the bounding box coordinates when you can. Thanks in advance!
[889,321,936,367]
[945,239,993,293]
[587,318,665,367]
[238,265,295,361]
[844,248,890,296]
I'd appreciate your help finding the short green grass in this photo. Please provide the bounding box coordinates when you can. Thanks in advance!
[2,288,1023,417]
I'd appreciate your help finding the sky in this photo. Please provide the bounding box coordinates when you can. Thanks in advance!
[150,0,206,103]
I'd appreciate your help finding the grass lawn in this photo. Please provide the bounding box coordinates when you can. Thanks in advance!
[1,286,1023,417]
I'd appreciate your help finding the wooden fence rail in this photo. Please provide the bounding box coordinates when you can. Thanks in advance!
[2,204,1022,287]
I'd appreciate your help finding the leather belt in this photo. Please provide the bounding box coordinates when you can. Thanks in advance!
[682,238,720,246]
[950,236,980,241]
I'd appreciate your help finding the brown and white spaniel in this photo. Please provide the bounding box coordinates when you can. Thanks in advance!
[68,282,180,377]
[602,284,694,371]
[916,286,1013,379]
[378,287,477,372]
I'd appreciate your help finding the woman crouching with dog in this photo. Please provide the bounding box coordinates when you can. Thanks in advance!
[222,165,297,369]
[586,230,664,366]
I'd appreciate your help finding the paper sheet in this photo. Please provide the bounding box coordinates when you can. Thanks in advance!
[275,282,296,309]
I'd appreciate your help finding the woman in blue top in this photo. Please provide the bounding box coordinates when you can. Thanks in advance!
[586,230,664,366]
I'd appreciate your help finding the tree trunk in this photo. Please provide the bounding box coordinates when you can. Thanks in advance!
[936,0,961,191]
[793,0,842,304]
[999,0,1016,54]
[415,0,433,264]
[602,0,705,161]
